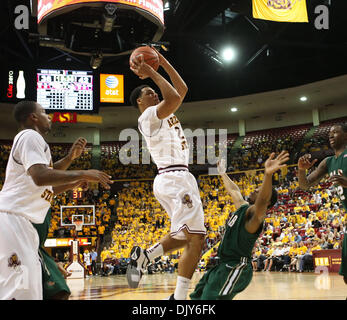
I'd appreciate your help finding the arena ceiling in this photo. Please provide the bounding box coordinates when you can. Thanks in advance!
[0,0,346,118]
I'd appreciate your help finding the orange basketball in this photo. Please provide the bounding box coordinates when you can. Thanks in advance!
[129,46,160,71]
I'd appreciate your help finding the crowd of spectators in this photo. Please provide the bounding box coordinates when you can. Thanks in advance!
[49,188,115,240]
[230,136,296,171]
[101,145,157,179]
[228,125,311,171]
[0,120,345,277]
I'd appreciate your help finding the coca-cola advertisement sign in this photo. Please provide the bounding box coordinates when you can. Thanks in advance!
[5,70,26,101]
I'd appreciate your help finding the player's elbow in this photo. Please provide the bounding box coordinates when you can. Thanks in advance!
[157,94,182,119]
[28,165,49,186]
[169,91,182,106]
[180,84,188,99]
[31,175,45,186]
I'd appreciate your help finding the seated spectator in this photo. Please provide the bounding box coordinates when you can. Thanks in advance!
[280,243,291,271]
[251,247,259,271]
[296,241,308,272]
[289,242,299,272]
[268,243,286,271]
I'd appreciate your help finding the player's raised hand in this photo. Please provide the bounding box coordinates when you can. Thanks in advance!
[68,137,87,160]
[328,175,347,188]
[151,46,167,67]
[130,54,154,80]
[217,158,227,175]
[264,151,289,175]
[82,170,113,190]
[298,154,318,170]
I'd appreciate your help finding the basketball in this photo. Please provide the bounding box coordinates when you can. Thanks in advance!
[129,46,160,71]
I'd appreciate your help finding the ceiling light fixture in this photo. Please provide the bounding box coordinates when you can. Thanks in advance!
[90,52,103,69]
[230,107,238,112]
[221,47,237,62]
[164,1,170,11]
[300,96,307,102]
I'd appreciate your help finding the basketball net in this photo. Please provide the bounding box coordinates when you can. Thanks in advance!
[73,221,83,240]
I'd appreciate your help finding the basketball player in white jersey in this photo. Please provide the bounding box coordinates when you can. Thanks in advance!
[0,101,112,300]
[126,49,206,300]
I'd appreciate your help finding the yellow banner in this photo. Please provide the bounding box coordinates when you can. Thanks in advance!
[77,114,103,124]
[252,0,308,23]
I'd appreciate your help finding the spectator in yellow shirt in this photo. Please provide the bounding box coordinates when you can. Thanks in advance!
[298,241,317,272]
[98,225,106,243]
[289,242,299,272]
[306,227,315,239]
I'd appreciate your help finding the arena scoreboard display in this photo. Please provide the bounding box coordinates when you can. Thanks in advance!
[37,69,94,111]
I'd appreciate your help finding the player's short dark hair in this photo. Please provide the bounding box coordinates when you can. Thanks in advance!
[13,101,38,124]
[130,85,148,108]
[337,123,347,133]
[268,187,278,209]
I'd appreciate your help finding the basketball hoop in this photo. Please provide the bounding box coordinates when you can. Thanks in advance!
[74,220,83,232]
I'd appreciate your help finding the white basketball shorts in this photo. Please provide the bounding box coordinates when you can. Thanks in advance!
[0,212,42,300]
[153,170,206,240]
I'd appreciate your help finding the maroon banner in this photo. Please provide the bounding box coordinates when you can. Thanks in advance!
[51,112,77,123]
[313,249,341,273]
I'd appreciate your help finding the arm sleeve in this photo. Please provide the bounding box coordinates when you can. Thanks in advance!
[138,105,162,137]
[14,131,50,172]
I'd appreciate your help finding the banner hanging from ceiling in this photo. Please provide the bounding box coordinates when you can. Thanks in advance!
[252,0,308,23]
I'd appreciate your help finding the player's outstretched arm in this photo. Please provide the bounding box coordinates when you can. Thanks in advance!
[152,47,188,103]
[28,164,113,190]
[217,159,248,210]
[52,180,88,195]
[297,154,328,190]
[130,55,181,119]
[54,137,87,170]
[245,151,289,234]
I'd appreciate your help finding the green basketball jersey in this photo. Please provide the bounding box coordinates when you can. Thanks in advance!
[326,148,347,211]
[217,204,263,262]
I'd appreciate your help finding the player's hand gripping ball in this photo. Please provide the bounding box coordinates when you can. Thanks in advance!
[129,46,160,71]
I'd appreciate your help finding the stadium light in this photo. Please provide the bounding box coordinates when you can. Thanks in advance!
[300,96,308,102]
[164,1,170,11]
[230,107,238,112]
[90,52,103,69]
[221,47,237,62]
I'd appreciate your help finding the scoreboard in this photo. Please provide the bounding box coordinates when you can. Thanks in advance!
[37,69,94,111]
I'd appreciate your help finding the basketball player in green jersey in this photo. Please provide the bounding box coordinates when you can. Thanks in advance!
[33,137,89,300]
[297,123,347,285]
[190,151,289,300]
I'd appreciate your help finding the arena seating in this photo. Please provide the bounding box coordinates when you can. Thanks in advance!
[300,117,347,155]
[50,143,93,170]
[0,118,345,274]
[231,124,311,171]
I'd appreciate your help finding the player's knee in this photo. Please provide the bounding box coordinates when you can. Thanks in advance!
[187,233,205,250]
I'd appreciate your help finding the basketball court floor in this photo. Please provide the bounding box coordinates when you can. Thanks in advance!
[67,271,346,300]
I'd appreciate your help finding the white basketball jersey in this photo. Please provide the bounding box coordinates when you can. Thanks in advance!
[0,129,53,224]
[138,105,189,169]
